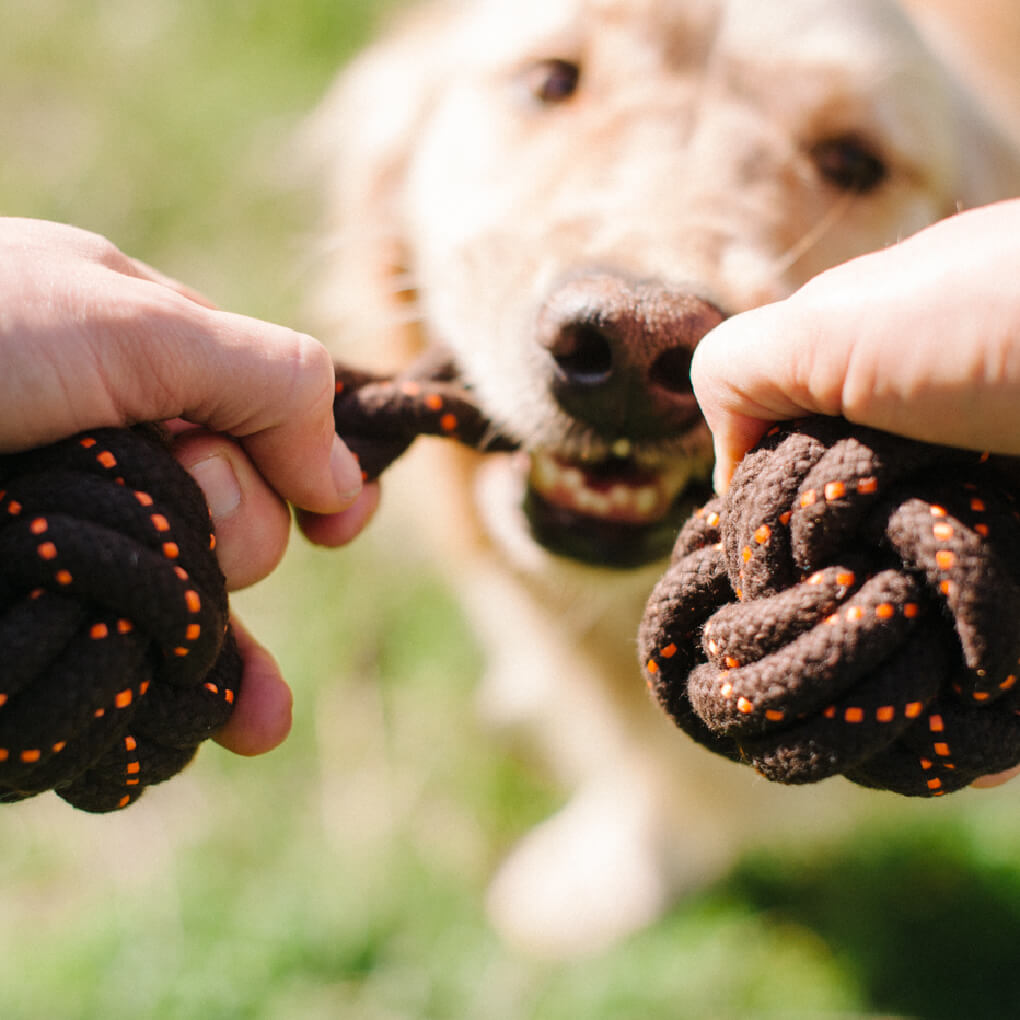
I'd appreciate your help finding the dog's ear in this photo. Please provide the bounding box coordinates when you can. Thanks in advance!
[303,3,458,364]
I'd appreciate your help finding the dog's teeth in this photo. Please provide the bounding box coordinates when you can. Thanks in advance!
[563,467,584,492]
[609,485,633,509]
[577,489,610,515]
[528,452,677,524]
[532,455,559,491]
[635,486,660,516]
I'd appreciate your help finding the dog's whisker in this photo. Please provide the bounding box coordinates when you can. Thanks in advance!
[478,421,519,452]
[769,192,857,280]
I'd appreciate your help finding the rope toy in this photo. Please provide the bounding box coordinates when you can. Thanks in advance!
[0,426,239,812]
[332,349,518,481]
[8,347,1020,810]
[0,351,513,813]
[639,417,1020,796]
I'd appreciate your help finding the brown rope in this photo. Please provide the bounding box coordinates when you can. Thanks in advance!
[0,426,239,812]
[639,417,1020,796]
[332,349,518,481]
[0,352,514,812]
[6,352,1019,811]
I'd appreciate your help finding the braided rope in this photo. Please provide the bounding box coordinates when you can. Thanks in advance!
[0,352,514,813]
[0,426,239,812]
[332,349,518,481]
[639,418,1020,796]
[7,352,1020,811]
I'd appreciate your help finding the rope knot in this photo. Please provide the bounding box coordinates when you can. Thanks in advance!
[639,417,1020,796]
[0,427,240,812]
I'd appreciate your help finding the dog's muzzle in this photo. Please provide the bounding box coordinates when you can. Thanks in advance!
[522,274,722,568]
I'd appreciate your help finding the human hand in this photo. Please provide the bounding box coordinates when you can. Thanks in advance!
[0,217,379,755]
[692,200,1020,493]
[690,200,1020,789]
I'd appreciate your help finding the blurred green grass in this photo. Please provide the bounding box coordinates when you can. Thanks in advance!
[2,3,1020,1018]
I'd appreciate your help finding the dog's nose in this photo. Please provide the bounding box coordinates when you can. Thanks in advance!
[537,275,725,440]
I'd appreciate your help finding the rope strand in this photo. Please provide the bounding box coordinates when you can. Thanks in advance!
[0,426,238,811]
[639,418,1020,796]
[5,357,1019,811]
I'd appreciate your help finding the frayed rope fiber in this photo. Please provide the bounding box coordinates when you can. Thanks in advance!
[639,417,1020,796]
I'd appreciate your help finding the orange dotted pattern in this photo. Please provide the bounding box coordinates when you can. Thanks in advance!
[0,353,513,814]
[639,418,1020,797]
[332,352,518,483]
[0,426,240,812]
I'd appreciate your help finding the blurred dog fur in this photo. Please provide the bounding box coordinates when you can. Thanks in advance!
[899,0,1020,147]
[309,0,1020,956]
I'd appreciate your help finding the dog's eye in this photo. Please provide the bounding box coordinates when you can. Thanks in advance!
[523,59,582,105]
[810,135,888,194]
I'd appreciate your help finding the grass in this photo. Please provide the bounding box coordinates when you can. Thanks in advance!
[2,2,1020,1017]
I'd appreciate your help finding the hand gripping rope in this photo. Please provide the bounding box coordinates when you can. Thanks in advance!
[639,417,1020,796]
[4,354,1019,810]
[0,353,515,812]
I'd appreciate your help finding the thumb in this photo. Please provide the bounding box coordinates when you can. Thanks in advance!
[691,303,842,492]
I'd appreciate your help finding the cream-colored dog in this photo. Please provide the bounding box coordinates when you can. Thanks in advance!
[310,0,1020,956]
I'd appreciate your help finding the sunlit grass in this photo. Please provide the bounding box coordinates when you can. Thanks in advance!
[3,3,1020,1017]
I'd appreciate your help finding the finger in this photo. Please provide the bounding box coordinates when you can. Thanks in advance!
[2,249,362,514]
[691,306,842,492]
[173,429,292,591]
[295,482,382,547]
[115,254,220,309]
[8,217,221,310]
[971,764,1020,789]
[213,616,293,756]
[104,290,364,516]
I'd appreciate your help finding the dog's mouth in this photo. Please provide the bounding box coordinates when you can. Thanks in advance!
[521,448,711,568]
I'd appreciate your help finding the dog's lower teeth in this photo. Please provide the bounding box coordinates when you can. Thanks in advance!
[634,487,660,516]
[564,467,584,492]
[577,490,609,515]
[609,485,633,510]
[529,452,672,524]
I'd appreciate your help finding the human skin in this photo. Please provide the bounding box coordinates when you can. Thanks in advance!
[0,217,380,755]
[692,200,1020,493]
[691,200,1020,786]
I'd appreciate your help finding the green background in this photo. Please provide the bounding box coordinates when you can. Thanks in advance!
[2,2,1019,1017]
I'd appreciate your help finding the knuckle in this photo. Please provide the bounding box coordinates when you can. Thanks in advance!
[287,331,336,415]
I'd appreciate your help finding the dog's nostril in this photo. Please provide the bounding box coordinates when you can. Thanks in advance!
[551,323,615,386]
[649,345,694,394]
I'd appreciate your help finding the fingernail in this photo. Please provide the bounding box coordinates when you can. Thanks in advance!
[330,434,363,505]
[189,453,243,521]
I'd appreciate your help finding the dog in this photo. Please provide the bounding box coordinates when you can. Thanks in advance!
[899,0,1020,147]
[309,0,1020,957]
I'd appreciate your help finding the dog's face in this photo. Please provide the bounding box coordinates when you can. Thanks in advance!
[322,0,1020,570]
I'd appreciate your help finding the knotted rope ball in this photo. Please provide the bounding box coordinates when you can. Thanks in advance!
[639,417,1020,796]
[0,426,240,812]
